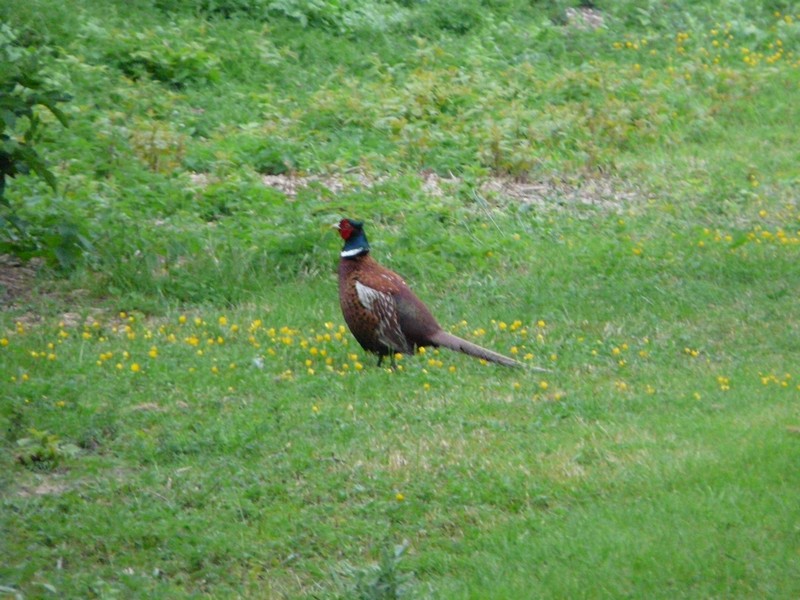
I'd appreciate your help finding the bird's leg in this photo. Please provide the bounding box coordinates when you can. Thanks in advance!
[376,352,397,370]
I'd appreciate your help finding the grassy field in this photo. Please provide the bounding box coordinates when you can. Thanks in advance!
[1,0,799,598]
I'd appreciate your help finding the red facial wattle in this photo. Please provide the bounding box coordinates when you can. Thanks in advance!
[338,219,354,240]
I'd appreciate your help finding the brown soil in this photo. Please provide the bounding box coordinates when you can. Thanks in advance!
[0,254,42,308]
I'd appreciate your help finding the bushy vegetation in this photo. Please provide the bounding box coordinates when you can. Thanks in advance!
[0,24,74,265]
[1,0,799,598]
[1,0,797,280]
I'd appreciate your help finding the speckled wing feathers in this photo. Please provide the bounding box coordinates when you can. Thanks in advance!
[354,281,412,354]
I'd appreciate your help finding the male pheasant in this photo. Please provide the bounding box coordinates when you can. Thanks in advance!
[336,218,526,368]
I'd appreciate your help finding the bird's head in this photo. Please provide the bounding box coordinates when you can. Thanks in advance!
[335,218,370,258]
[335,218,362,240]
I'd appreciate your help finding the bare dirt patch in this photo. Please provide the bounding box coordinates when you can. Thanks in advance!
[565,6,605,30]
[13,474,72,498]
[0,255,42,308]
[480,176,638,211]
[253,170,637,212]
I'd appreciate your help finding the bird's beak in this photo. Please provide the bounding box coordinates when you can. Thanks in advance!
[321,220,340,234]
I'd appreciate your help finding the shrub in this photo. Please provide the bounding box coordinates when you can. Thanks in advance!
[0,24,79,266]
[102,24,221,88]
[0,24,69,207]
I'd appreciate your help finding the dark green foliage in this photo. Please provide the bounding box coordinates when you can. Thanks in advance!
[0,24,87,268]
[418,0,486,35]
[155,0,272,19]
[153,0,540,36]
[0,25,69,205]
[101,26,221,88]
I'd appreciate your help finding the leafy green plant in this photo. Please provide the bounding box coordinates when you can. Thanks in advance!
[264,0,411,33]
[0,24,70,226]
[420,0,486,34]
[334,540,416,600]
[156,0,272,19]
[0,24,91,269]
[15,428,80,471]
[102,24,221,88]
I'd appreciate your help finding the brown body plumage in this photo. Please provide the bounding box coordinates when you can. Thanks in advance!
[336,218,527,368]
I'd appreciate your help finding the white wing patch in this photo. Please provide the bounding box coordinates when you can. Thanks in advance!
[355,281,412,353]
[355,281,386,312]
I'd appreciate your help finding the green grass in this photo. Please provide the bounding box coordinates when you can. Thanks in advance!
[2,0,800,598]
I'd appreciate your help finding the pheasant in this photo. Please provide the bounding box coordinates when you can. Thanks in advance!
[336,218,532,369]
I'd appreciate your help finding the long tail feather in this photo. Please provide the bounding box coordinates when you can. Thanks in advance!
[428,330,548,371]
